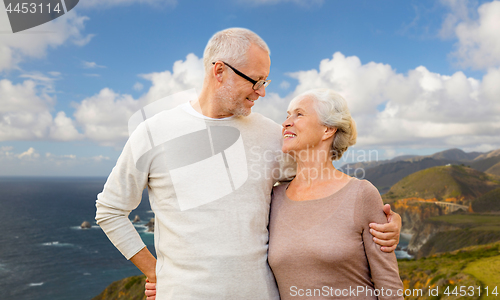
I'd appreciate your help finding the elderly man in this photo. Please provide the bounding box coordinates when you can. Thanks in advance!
[96,28,401,300]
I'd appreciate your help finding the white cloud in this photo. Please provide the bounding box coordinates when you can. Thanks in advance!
[280,80,290,90]
[444,1,500,69]
[0,10,93,72]
[43,152,78,160]
[73,88,140,146]
[0,75,84,142]
[0,79,54,141]
[0,145,14,158]
[72,53,204,146]
[0,54,203,147]
[82,61,106,69]
[257,52,500,150]
[18,147,39,159]
[91,155,110,162]
[253,92,290,125]
[138,53,204,104]
[49,111,83,141]
[0,147,114,176]
[133,82,144,91]
[439,0,474,38]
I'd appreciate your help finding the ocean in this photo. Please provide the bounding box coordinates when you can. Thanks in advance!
[0,176,412,300]
[0,177,154,300]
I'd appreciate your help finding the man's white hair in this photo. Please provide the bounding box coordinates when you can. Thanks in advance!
[203,28,270,73]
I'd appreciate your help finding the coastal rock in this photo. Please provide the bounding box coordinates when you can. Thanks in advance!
[132,215,141,223]
[145,218,154,232]
[80,221,91,229]
[406,221,458,256]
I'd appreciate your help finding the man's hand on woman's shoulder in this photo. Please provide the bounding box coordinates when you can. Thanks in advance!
[369,204,401,253]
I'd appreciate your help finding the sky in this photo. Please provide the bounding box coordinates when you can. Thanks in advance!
[0,0,499,176]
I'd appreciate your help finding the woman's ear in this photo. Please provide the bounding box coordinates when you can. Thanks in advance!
[323,127,337,141]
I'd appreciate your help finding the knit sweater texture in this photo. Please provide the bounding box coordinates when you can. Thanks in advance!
[96,103,294,300]
[268,178,404,300]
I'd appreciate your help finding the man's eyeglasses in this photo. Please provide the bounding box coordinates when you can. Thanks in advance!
[212,61,271,90]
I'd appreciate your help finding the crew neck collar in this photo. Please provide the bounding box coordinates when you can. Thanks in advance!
[180,102,234,121]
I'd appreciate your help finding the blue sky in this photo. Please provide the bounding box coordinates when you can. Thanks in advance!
[0,0,499,176]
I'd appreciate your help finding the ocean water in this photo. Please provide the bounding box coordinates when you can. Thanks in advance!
[0,177,412,300]
[0,177,154,300]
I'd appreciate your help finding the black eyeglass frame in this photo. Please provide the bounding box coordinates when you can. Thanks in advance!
[212,61,271,90]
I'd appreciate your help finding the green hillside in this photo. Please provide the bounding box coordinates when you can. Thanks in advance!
[469,155,500,172]
[486,162,500,176]
[428,148,481,161]
[92,275,146,300]
[471,187,500,212]
[398,241,500,300]
[415,213,500,258]
[383,165,500,204]
[362,157,454,193]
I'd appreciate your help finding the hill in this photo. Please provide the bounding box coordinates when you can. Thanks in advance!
[356,157,454,193]
[398,241,500,300]
[474,148,500,160]
[383,165,500,204]
[341,148,500,192]
[486,162,500,176]
[91,275,146,300]
[472,187,500,212]
[469,155,500,172]
[412,213,500,258]
[426,148,482,161]
[340,154,417,172]
[383,165,500,255]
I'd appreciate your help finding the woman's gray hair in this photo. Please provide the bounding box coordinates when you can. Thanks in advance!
[203,28,270,73]
[289,88,357,160]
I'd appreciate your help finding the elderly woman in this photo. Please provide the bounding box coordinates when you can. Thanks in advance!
[268,89,403,300]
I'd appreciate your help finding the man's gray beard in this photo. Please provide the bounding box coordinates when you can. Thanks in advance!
[216,82,251,117]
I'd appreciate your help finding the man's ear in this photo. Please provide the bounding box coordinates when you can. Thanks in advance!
[213,62,224,83]
[323,127,337,141]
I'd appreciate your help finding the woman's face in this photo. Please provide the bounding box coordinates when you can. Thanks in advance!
[281,97,329,156]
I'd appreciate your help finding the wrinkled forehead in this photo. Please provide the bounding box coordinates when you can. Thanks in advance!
[287,95,316,112]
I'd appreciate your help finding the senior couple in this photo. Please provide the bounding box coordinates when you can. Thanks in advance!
[96,28,404,299]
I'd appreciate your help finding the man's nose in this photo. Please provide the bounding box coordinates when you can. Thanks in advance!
[255,85,266,97]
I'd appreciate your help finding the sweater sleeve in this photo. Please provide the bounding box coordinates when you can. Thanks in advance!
[95,123,151,260]
[358,180,404,300]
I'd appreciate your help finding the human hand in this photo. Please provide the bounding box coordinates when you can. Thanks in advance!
[145,278,156,300]
[369,204,401,253]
